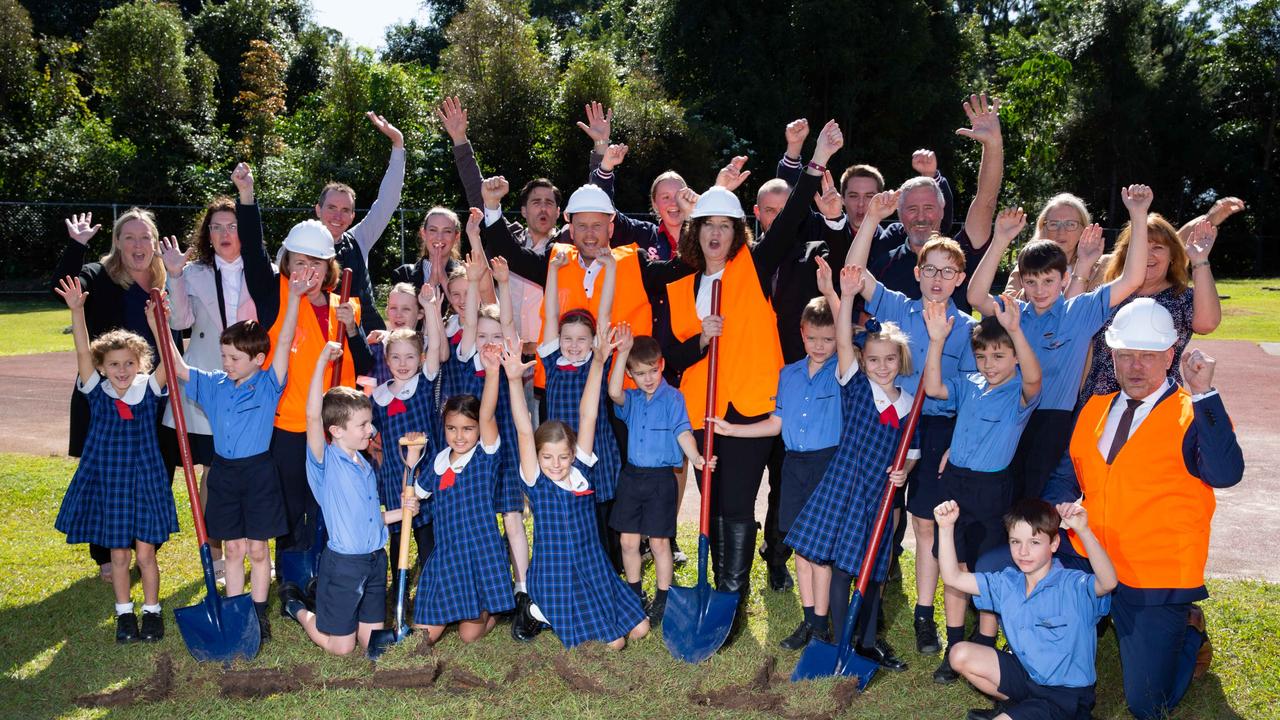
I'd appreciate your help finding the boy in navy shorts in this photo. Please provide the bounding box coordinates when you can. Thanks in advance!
[923,295,1041,683]
[936,498,1116,720]
[607,329,708,625]
[281,342,419,656]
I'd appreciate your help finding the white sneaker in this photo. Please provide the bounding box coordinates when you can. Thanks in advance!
[671,539,689,566]
[213,559,226,587]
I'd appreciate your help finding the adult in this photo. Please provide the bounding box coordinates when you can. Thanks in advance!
[1003,193,1106,297]
[1055,300,1243,719]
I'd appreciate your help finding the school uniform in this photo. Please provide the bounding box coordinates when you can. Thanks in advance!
[413,441,516,625]
[773,356,841,535]
[443,346,524,514]
[540,342,621,503]
[974,560,1111,720]
[933,371,1039,568]
[55,373,180,548]
[371,369,439,529]
[184,367,287,541]
[609,379,691,539]
[523,448,646,648]
[305,442,388,636]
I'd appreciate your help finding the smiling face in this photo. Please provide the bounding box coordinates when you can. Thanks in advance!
[843,176,880,229]
[626,359,664,395]
[385,339,422,382]
[420,212,459,260]
[385,291,422,330]
[1112,348,1174,399]
[800,321,836,365]
[330,407,375,453]
[698,216,736,271]
[99,348,141,395]
[1008,520,1058,575]
[974,340,1018,387]
[443,409,480,456]
[1144,240,1172,287]
[651,178,687,230]
[899,186,944,248]
[559,317,595,363]
[1039,203,1085,258]
[1021,270,1068,311]
[913,248,965,303]
[862,337,902,390]
[220,343,265,382]
[537,438,574,482]
[446,276,468,315]
[753,190,787,233]
[568,211,614,259]
[521,186,560,238]
[315,189,355,239]
[117,219,156,275]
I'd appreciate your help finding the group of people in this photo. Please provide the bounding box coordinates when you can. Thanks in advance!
[50,93,1247,720]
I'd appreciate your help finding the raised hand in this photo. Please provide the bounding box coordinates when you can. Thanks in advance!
[814,255,834,298]
[955,93,1002,146]
[993,207,1027,247]
[1056,502,1089,531]
[784,118,809,154]
[1181,347,1215,394]
[933,499,960,527]
[500,339,534,379]
[1121,184,1153,216]
[366,111,404,148]
[464,250,487,282]
[549,249,569,269]
[54,276,89,310]
[1186,220,1217,263]
[595,246,616,270]
[479,342,502,373]
[911,149,938,177]
[489,256,510,284]
[322,340,344,362]
[466,206,484,245]
[64,213,101,246]
[1074,223,1104,269]
[992,292,1021,333]
[923,299,954,341]
[811,120,843,165]
[1207,197,1246,227]
[230,162,254,197]
[814,170,843,219]
[435,96,468,145]
[159,236,187,275]
[289,267,320,297]
[481,176,509,210]
[866,190,900,225]
[576,101,613,145]
[610,322,634,353]
[419,282,444,314]
[715,156,751,191]
[676,186,699,217]
[600,143,629,172]
[839,264,865,296]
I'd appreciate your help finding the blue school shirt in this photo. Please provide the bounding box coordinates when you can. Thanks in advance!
[617,380,692,468]
[774,357,841,452]
[185,367,285,459]
[1018,285,1112,411]
[942,371,1039,472]
[974,560,1111,687]
[866,282,977,417]
[306,442,387,555]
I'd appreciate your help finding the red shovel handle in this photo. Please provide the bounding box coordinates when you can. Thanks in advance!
[329,268,353,387]
[698,279,722,537]
[150,288,207,547]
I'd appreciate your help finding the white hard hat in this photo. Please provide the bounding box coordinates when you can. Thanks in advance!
[690,186,745,220]
[1105,298,1177,351]
[279,219,336,261]
[563,184,615,217]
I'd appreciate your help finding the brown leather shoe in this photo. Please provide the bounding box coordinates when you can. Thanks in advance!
[1188,604,1212,679]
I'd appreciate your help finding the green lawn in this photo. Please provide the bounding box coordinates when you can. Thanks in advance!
[0,298,72,356]
[0,454,1275,719]
[1210,279,1280,342]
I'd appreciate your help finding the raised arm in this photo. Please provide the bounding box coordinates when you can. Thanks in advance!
[1057,503,1117,596]
[992,293,1041,405]
[159,235,195,330]
[54,213,99,295]
[955,93,1004,249]
[1178,197,1245,244]
[777,118,809,185]
[457,249,485,357]
[921,300,954,400]
[350,112,406,258]
[607,323,632,407]
[543,249,567,343]
[480,179,551,285]
[933,501,980,595]
[272,268,317,383]
[845,191,899,268]
[1066,223,1105,300]
[491,256,518,344]
[1185,221,1222,334]
[499,341,538,483]
[477,344,500,447]
[1181,349,1244,488]
[54,276,97,385]
[967,207,1026,316]
[420,284,448,374]
[305,342,341,462]
[1106,184,1154,308]
[230,164,277,327]
[437,96,485,210]
[576,332,615,454]
[594,249,618,335]
[142,297,169,389]
[835,262,863,377]
[753,120,844,285]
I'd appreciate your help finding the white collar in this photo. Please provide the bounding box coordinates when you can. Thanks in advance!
[1117,379,1170,407]
[445,314,462,336]
[522,447,597,492]
[869,378,914,418]
[91,372,157,405]
[214,255,244,272]
[372,374,420,406]
[557,351,592,368]
[434,445,476,475]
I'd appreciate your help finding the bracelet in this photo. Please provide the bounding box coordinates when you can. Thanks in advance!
[806,161,827,173]
[1191,260,1211,269]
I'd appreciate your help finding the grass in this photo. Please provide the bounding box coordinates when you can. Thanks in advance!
[0,298,72,357]
[1208,279,1280,343]
[0,454,1276,719]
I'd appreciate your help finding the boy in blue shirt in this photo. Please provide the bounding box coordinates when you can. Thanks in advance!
[281,341,419,656]
[966,186,1152,502]
[923,294,1042,683]
[936,498,1116,720]
[607,328,708,625]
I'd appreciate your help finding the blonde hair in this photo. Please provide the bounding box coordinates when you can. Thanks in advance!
[90,329,154,374]
[103,208,166,289]
[418,207,462,261]
[384,327,423,355]
[1034,193,1091,241]
[388,282,417,302]
[1105,213,1189,294]
[865,321,912,376]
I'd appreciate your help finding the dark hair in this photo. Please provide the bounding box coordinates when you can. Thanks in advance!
[189,196,238,267]
[677,216,753,272]
[971,315,1014,352]
[1018,239,1069,277]
[1003,498,1061,539]
[560,308,596,336]
[626,335,663,368]
[800,296,834,327]
[317,182,356,207]
[220,320,271,358]
[534,419,576,452]
[839,164,885,194]
[442,394,481,423]
[322,386,369,434]
[518,179,562,208]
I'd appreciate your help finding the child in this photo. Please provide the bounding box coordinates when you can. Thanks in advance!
[159,267,314,641]
[709,295,842,651]
[541,248,622,561]
[508,332,651,648]
[413,343,515,644]
[607,326,707,624]
[922,293,1042,683]
[366,282,425,384]
[53,276,180,644]
[280,342,420,656]
[935,499,1116,720]
[781,264,917,668]
[966,186,1152,503]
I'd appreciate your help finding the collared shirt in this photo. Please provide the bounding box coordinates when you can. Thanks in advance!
[185,367,285,458]
[617,380,692,468]
[867,378,923,461]
[942,370,1040,472]
[306,442,386,555]
[1097,379,1169,457]
[214,255,244,321]
[79,372,165,401]
[1019,285,1112,411]
[974,560,1111,688]
[869,227,983,314]
[867,282,977,417]
[774,356,841,452]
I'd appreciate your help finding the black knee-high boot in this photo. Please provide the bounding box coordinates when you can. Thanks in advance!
[721,519,757,642]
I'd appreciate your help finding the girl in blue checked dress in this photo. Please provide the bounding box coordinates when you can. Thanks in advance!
[786,265,918,663]
[540,249,622,560]
[506,333,649,649]
[412,343,514,644]
[53,276,180,645]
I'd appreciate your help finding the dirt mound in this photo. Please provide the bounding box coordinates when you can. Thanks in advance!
[552,654,612,696]
[218,664,316,699]
[75,651,175,707]
[688,657,785,715]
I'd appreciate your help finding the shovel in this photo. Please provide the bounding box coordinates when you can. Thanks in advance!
[329,267,353,387]
[791,377,926,687]
[150,289,261,664]
[663,279,737,664]
[368,433,429,659]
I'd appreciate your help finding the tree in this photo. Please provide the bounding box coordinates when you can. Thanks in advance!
[0,0,37,124]
[236,39,289,163]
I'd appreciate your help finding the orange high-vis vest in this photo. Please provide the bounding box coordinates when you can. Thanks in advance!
[535,242,653,388]
[1067,388,1214,589]
[265,276,361,433]
[667,250,783,431]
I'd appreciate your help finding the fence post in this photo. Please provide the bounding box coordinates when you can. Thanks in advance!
[398,208,405,264]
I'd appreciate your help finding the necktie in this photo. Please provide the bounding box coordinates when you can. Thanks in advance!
[879,404,899,428]
[557,362,581,373]
[387,398,407,416]
[1105,398,1144,464]
[439,467,456,490]
[474,368,486,378]
[114,399,134,420]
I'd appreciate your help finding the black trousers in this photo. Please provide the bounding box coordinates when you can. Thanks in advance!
[270,428,320,554]
[760,436,791,565]
[691,405,773,522]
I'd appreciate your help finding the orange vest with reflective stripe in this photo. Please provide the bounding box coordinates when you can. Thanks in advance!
[1067,388,1214,589]
[667,250,782,431]
[265,276,361,433]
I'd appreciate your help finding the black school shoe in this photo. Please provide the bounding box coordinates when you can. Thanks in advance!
[966,702,1008,720]
[856,639,908,672]
[115,613,140,644]
[257,607,272,642]
[914,615,942,654]
[779,621,813,651]
[279,583,310,623]
[645,594,666,626]
[139,611,164,642]
[510,592,545,643]
[933,655,960,684]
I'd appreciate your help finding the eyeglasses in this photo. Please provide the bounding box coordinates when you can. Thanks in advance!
[1044,220,1081,232]
[919,265,959,279]
[209,223,238,234]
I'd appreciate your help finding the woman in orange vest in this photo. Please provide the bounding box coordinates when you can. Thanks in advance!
[262,220,373,588]
[663,185,785,626]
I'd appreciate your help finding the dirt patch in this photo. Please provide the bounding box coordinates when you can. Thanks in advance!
[445,662,499,692]
[327,662,440,690]
[504,650,543,684]
[831,676,863,713]
[75,651,175,708]
[688,657,785,715]
[219,664,316,699]
[552,654,613,696]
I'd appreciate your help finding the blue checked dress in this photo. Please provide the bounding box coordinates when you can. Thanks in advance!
[367,342,394,386]
[525,455,646,648]
[413,443,515,625]
[785,371,918,582]
[371,371,439,529]
[542,350,620,503]
[55,374,180,548]
[441,351,524,514]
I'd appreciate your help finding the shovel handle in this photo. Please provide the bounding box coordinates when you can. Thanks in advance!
[698,279,722,538]
[150,289,208,547]
[395,434,426,571]
[329,268,353,387]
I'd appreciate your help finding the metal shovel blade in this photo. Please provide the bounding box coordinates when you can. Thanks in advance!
[791,636,880,690]
[663,581,738,664]
[174,544,261,664]
[367,568,413,660]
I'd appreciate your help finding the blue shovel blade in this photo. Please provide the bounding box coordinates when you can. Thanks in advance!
[174,591,261,664]
[791,636,880,690]
[663,581,738,664]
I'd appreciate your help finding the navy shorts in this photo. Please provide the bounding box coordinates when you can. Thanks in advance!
[315,548,388,636]
[205,452,289,541]
[996,649,1096,720]
[932,464,1012,568]
[609,464,678,538]
[779,446,837,535]
[906,414,956,518]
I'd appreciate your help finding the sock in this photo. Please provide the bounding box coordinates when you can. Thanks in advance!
[514,581,527,595]
[141,603,161,615]
[973,632,997,648]
[629,581,643,598]
[915,604,934,623]
[802,605,815,626]
[945,625,965,652]
[115,602,134,616]
[654,588,668,605]
[811,613,829,635]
